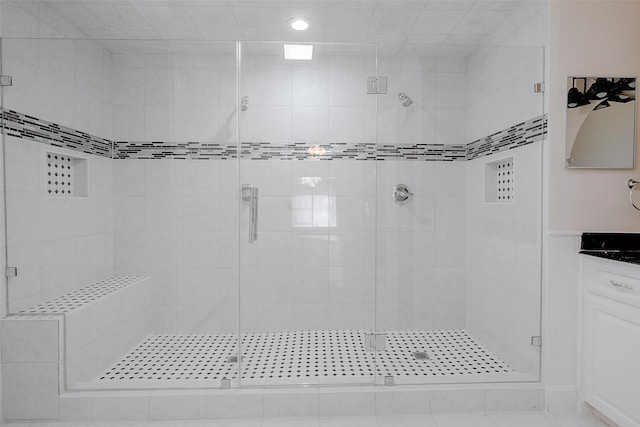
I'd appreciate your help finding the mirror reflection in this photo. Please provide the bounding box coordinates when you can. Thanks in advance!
[565,76,636,169]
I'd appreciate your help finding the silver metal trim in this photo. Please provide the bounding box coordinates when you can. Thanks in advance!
[610,280,634,291]
[392,184,413,205]
[366,76,388,94]
[412,351,429,360]
[628,179,640,211]
[364,333,387,351]
[398,92,413,107]
[242,184,258,243]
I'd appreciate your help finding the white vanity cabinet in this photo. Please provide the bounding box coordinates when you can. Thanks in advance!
[581,256,640,427]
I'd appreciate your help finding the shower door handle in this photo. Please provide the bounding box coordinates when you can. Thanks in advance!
[242,184,259,243]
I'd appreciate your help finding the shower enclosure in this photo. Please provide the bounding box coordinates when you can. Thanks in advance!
[1,32,545,391]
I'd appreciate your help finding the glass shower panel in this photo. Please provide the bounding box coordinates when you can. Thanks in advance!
[376,46,545,385]
[238,42,379,386]
[1,36,241,390]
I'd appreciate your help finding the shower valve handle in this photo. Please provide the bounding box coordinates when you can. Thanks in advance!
[392,184,413,205]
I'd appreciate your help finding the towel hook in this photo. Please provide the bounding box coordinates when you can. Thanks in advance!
[627,179,640,211]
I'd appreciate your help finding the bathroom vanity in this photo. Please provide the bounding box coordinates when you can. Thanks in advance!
[580,233,640,427]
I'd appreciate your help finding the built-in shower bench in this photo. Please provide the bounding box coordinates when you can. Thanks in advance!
[19,276,148,315]
[7,276,151,389]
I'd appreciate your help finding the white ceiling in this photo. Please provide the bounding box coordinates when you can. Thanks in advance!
[37,0,532,56]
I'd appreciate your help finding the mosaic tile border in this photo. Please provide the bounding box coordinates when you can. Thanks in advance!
[114,140,466,161]
[2,108,546,161]
[1,109,113,158]
[466,114,547,161]
[239,141,466,161]
[113,141,467,161]
[115,141,237,160]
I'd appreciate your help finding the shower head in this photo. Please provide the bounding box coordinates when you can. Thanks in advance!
[398,92,413,107]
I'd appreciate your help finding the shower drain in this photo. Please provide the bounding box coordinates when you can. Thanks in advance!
[413,351,429,360]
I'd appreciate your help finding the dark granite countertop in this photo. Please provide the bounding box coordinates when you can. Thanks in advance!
[580,233,640,265]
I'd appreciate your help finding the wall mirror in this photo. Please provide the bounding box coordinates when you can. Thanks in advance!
[565,76,636,169]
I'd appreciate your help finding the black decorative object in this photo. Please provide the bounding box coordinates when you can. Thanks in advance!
[567,77,636,109]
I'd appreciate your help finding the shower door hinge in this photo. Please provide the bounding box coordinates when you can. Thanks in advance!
[533,82,544,93]
[364,333,387,351]
[366,76,388,94]
[0,75,13,86]
[531,336,542,347]
[5,267,17,278]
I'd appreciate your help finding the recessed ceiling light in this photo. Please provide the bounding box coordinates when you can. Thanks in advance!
[284,44,313,60]
[289,18,310,31]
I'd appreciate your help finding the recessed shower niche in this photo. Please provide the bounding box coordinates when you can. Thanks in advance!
[46,152,88,197]
[485,157,515,203]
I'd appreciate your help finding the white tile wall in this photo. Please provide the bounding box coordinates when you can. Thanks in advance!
[149,395,207,420]
[2,361,59,420]
[1,5,546,401]
[2,35,113,139]
[206,394,264,419]
[375,390,431,415]
[111,51,237,144]
[4,138,115,313]
[109,48,470,147]
[65,277,151,386]
[467,44,544,142]
[319,392,376,417]
[1,318,59,363]
[464,141,543,377]
[58,395,91,421]
[116,154,463,334]
[91,396,149,421]
[1,0,118,317]
[263,393,320,418]
[430,389,485,413]
[376,160,466,332]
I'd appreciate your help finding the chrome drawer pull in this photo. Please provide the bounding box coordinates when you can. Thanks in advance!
[610,280,634,291]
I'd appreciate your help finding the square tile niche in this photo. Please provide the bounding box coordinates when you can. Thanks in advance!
[46,152,88,197]
[484,157,514,203]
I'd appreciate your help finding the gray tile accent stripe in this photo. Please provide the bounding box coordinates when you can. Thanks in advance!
[2,108,546,161]
[115,141,466,161]
[239,142,466,161]
[466,114,547,160]
[1,109,113,158]
[115,141,237,160]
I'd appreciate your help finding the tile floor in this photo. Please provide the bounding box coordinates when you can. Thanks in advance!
[93,329,512,388]
[0,411,609,427]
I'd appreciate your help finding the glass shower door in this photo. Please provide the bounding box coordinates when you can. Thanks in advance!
[0,35,243,390]
[374,45,546,385]
[237,41,379,386]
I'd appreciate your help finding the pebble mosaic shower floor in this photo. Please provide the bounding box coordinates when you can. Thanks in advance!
[90,329,515,388]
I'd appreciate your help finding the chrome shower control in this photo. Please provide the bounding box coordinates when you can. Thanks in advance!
[392,184,413,205]
[242,184,259,243]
